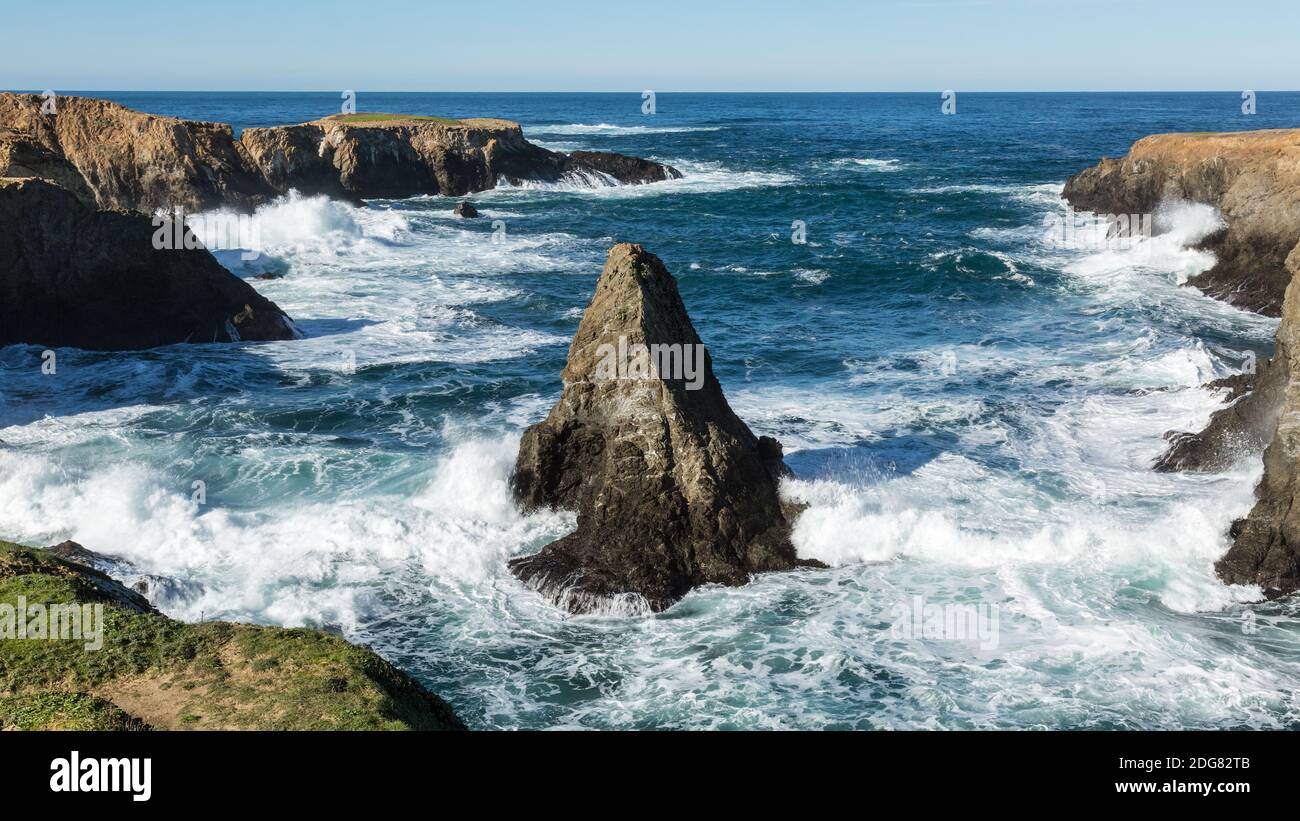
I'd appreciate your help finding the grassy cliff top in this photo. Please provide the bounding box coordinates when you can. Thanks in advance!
[326,112,463,125]
[0,540,464,731]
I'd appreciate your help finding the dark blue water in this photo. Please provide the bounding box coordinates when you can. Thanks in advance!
[2,92,1298,728]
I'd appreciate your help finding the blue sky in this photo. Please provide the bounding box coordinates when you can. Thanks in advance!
[4,0,1298,91]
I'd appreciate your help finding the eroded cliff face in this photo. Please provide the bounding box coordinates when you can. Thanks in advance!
[508,244,821,614]
[0,177,297,350]
[0,94,682,211]
[0,93,276,213]
[1065,128,1300,597]
[1219,245,1300,597]
[1063,129,1300,316]
[240,115,681,201]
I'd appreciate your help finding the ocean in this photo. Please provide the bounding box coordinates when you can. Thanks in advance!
[2,91,1298,729]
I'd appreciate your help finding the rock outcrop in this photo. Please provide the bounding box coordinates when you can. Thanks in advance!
[509,244,821,613]
[1066,129,1300,596]
[1063,129,1300,317]
[0,177,298,350]
[0,94,682,212]
[240,114,681,201]
[0,539,465,730]
[0,92,276,213]
[1218,249,1300,597]
[454,201,480,218]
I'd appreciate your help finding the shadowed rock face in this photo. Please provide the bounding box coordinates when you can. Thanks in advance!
[509,244,822,613]
[0,177,298,350]
[1218,250,1300,597]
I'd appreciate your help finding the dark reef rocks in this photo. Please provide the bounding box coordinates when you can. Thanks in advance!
[1067,129,1300,597]
[454,201,480,218]
[0,177,297,350]
[508,243,822,614]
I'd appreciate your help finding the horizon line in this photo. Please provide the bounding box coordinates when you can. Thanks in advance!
[7,89,1300,95]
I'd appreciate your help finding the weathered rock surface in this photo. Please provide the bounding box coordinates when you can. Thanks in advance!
[1063,129,1300,317]
[1218,247,1300,597]
[1067,130,1300,596]
[240,114,681,201]
[454,201,480,218]
[0,95,682,213]
[0,177,297,350]
[509,244,822,613]
[0,92,276,213]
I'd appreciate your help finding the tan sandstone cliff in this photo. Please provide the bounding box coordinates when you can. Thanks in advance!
[0,94,680,213]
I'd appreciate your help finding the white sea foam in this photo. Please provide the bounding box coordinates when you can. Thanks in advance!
[492,159,795,198]
[912,181,1066,208]
[830,157,902,172]
[3,139,1294,730]
[0,436,573,629]
[526,123,724,136]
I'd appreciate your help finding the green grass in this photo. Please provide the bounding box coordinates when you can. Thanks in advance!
[331,112,462,125]
[0,692,150,730]
[0,540,465,730]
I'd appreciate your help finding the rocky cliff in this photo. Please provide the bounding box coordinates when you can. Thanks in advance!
[240,114,680,201]
[0,177,297,350]
[0,94,681,212]
[0,93,276,213]
[509,244,822,614]
[1065,128,1300,597]
[0,539,465,730]
[1063,129,1300,317]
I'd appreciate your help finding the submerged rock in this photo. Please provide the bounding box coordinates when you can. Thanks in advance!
[0,177,298,350]
[454,201,480,218]
[509,243,822,613]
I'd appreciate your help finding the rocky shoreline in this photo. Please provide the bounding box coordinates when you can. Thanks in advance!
[0,93,681,353]
[1065,127,1300,597]
[0,177,298,350]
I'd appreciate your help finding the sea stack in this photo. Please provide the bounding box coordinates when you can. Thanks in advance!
[1065,128,1300,597]
[509,243,821,613]
[0,177,298,350]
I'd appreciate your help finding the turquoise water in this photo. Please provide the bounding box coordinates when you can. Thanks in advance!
[2,92,1299,728]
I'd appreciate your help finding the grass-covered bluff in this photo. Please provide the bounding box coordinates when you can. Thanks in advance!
[328,112,463,125]
[0,540,464,730]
